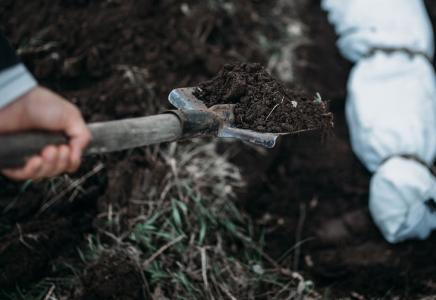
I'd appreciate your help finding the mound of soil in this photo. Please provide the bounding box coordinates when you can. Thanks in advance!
[0,215,92,288]
[194,63,333,133]
[79,253,144,300]
[0,161,100,289]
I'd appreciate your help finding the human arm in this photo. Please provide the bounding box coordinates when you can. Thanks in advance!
[0,32,91,180]
[322,0,436,242]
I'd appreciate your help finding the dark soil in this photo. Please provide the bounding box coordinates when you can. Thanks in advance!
[194,62,333,133]
[78,252,144,300]
[237,1,436,299]
[1,0,436,299]
[0,163,100,288]
[0,0,282,295]
[0,215,92,288]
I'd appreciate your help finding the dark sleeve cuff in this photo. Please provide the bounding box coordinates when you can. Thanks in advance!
[0,31,20,72]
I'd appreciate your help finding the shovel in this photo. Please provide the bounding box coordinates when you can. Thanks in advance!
[0,87,297,169]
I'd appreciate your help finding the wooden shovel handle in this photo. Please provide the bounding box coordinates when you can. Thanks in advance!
[0,114,182,169]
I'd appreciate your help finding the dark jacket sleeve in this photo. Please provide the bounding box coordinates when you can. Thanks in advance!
[0,31,37,109]
[0,31,20,72]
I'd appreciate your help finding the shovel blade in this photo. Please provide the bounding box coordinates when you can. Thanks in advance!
[169,87,290,148]
[169,87,207,110]
[218,127,278,148]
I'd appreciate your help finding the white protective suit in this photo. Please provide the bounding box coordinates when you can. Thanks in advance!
[321,0,436,243]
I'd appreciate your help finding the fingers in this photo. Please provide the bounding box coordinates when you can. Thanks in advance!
[0,86,90,180]
[1,156,43,181]
[34,146,58,179]
[65,117,91,172]
[1,145,75,181]
[56,145,71,175]
[34,145,76,179]
[37,145,71,178]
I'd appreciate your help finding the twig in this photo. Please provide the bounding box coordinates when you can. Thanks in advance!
[143,235,185,267]
[274,280,294,299]
[199,20,214,44]
[210,272,224,299]
[351,291,366,300]
[293,203,306,272]
[170,158,184,202]
[262,251,280,270]
[68,187,80,203]
[18,42,59,55]
[133,256,150,299]
[37,163,104,216]
[100,229,125,245]
[266,96,284,120]
[266,104,279,120]
[288,128,317,135]
[43,284,55,300]
[292,272,306,294]
[16,223,34,251]
[285,290,298,300]
[201,247,209,292]
[43,277,78,282]
[218,283,238,300]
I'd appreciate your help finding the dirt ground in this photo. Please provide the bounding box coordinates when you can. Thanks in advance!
[1,0,436,299]
[241,1,436,298]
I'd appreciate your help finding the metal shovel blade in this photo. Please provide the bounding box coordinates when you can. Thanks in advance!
[169,87,288,148]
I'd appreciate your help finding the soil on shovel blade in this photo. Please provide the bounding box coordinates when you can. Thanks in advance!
[194,63,333,134]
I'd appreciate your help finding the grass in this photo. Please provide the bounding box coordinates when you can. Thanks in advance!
[1,1,320,297]
[0,139,317,299]
[314,92,322,104]
[2,180,32,214]
[69,139,319,299]
[0,283,51,300]
[0,279,77,300]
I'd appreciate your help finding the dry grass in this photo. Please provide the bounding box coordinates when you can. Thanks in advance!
[0,1,321,298]
[71,139,320,300]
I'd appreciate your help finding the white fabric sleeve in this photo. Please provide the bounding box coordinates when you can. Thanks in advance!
[322,0,434,62]
[0,63,38,109]
[347,51,436,172]
[322,0,436,243]
[370,157,436,243]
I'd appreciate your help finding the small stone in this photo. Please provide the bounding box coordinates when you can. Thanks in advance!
[253,264,264,275]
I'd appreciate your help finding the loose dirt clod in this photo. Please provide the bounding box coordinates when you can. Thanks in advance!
[79,253,144,300]
[194,63,333,134]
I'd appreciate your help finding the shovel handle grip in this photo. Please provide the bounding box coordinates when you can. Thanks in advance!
[0,114,182,169]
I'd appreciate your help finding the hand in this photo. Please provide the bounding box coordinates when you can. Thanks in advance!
[0,86,91,180]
